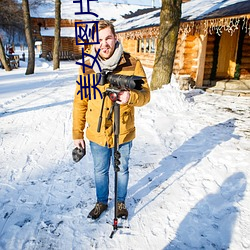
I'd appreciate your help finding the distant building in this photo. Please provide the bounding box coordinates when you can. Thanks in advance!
[30,2,151,61]
[31,17,83,60]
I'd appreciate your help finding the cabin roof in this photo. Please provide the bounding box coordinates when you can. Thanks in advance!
[115,0,250,33]
[40,27,75,38]
[182,0,250,21]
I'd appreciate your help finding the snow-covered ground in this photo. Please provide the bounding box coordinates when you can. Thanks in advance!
[0,49,250,250]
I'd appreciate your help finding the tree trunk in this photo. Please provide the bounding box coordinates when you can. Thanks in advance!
[53,0,61,70]
[0,37,11,71]
[151,0,182,90]
[22,0,35,75]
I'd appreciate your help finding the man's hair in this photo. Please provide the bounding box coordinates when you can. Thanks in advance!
[97,20,116,36]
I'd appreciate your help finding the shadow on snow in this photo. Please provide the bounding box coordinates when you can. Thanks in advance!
[0,100,72,117]
[164,172,247,249]
[128,118,239,213]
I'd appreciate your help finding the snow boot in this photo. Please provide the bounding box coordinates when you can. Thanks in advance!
[117,202,128,219]
[87,202,108,220]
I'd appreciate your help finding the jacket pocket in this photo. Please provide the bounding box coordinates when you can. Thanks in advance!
[120,107,135,134]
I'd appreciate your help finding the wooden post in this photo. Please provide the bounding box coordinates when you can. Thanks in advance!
[139,39,142,53]
[195,32,207,88]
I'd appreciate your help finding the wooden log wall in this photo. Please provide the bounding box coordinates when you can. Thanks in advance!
[183,35,198,79]
[41,36,83,59]
[134,53,155,68]
[61,38,74,52]
[203,34,216,82]
[240,35,250,79]
[120,38,156,68]
[120,31,200,77]
[121,39,137,54]
[41,37,53,58]
[173,34,199,80]
[173,34,185,75]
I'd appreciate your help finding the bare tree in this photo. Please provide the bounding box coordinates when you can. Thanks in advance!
[151,0,182,90]
[22,0,35,75]
[0,0,23,71]
[0,37,11,71]
[0,0,24,37]
[53,0,61,70]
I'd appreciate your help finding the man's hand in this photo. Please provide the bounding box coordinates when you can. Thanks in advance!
[72,139,86,162]
[116,90,130,105]
[74,139,85,149]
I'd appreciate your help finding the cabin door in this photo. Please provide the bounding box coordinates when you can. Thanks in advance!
[216,30,239,79]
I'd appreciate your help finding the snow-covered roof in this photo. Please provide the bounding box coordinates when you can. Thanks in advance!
[40,27,75,38]
[115,0,250,33]
[30,1,151,21]
[182,0,250,21]
[114,8,160,33]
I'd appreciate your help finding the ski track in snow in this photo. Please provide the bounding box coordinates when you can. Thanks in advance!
[0,58,250,249]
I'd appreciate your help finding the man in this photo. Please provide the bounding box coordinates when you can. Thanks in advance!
[72,20,150,220]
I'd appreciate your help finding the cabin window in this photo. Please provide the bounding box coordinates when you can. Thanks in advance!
[137,38,145,53]
[150,38,155,53]
[146,39,150,52]
[137,38,156,54]
[137,39,141,53]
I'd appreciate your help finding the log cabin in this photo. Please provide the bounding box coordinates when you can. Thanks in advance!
[115,0,250,93]
[31,17,84,60]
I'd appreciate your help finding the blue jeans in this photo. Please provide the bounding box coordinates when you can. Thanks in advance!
[90,141,132,205]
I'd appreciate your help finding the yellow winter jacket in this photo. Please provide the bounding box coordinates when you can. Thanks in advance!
[72,52,150,148]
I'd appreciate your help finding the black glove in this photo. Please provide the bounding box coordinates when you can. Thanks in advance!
[72,146,86,162]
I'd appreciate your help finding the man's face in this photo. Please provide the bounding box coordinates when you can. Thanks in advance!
[94,27,117,60]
